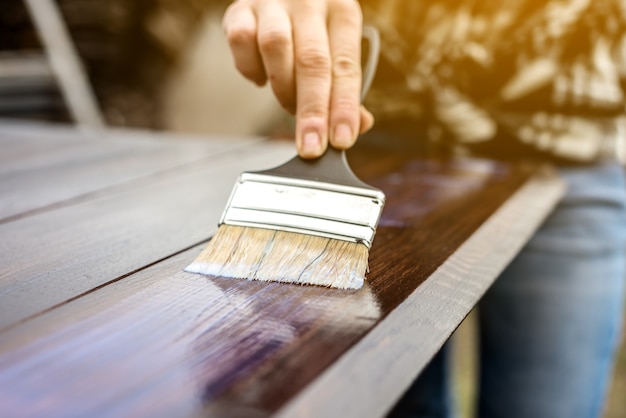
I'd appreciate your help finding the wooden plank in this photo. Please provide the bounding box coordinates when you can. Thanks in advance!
[276,168,564,418]
[0,124,92,171]
[0,141,295,328]
[0,152,564,417]
[0,122,258,173]
[0,122,261,174]
[0,123,262,221]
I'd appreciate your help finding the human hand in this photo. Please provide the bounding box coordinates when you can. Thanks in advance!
[222,0,374,158]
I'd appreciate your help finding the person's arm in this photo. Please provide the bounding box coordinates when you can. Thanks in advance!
[222,0,374,158]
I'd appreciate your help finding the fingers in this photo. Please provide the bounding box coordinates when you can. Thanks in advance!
[359,106,374,133]
[223,2,266,86]
[328,0,363,150]
[256,3,295,112]
[224,0,367,159]
[293,2,332,158]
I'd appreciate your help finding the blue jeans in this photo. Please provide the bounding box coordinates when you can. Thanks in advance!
[388,163,626,418]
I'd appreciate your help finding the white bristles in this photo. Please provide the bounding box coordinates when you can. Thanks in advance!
[185,225,370,289]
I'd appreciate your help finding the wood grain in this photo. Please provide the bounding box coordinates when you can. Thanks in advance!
[0,141,564,417]
[0,123,261,221]
[0,135,294,328]
[277,168,564,418]
[0,247,379,417]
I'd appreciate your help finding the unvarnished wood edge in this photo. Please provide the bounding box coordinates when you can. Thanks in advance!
[274,167,566,418]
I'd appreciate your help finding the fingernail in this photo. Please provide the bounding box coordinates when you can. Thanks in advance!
[302,131,321,155]
[333,124,353,146]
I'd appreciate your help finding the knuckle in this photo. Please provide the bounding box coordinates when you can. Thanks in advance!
[225,25,256,46]
[296,48,331,75]
[258,30,291,54]
[332,54,360,79]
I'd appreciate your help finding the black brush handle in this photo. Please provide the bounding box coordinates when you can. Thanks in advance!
[255,148,377,189]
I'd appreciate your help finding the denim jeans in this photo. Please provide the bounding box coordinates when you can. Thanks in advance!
[388,163,626,418]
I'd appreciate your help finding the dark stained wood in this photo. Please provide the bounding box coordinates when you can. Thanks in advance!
[278,164,562,417]
[358,157,532,313]
[0,248,378,417]
[0,128,565,418]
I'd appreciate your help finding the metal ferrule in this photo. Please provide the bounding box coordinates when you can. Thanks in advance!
[220,173,385,248]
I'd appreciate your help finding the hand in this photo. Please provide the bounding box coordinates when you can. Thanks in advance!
[223,0,374,158]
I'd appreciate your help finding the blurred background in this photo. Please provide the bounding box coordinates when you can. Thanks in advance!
[0,0,286,134]
[0,1,624,416]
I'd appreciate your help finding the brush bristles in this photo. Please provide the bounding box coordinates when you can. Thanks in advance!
[185,225,370,289]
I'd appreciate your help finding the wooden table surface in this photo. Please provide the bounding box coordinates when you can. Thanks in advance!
[0,121,565,417]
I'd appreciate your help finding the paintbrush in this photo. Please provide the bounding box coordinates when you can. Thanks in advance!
[185,26,383,289]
